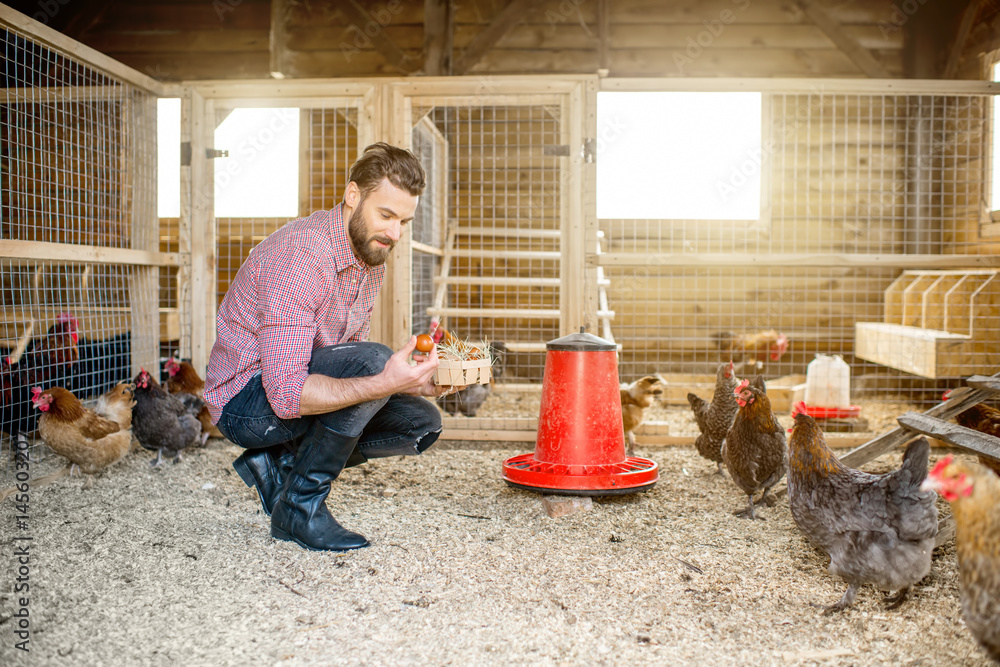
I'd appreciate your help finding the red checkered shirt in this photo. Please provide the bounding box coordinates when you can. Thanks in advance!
[204,204,384,422]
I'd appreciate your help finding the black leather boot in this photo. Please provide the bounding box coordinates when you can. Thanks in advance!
[270,424,369,551]
[232,446,295,516]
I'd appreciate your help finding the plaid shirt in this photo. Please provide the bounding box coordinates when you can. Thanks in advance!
[204,204,384,422]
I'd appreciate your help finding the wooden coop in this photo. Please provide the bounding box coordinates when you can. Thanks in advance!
[4,0,1000,458]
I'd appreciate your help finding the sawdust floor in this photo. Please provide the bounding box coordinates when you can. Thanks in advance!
[0,432,991,666]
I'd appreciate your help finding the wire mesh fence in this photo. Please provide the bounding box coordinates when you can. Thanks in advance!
[1,23,160,478]
[601,89,998,425]
[410,101,566,386]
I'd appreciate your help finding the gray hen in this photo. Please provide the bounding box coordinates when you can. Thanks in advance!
[787,409,938,614]
[688,361,739,474]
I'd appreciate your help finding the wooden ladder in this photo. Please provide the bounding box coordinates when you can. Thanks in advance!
[429,224,616,353]
[840,373,1000,546]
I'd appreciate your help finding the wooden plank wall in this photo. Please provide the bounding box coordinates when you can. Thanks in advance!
[73,0,917,81]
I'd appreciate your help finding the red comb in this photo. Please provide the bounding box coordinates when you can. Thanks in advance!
[791,401,807,418]
[30,386,42,399]
[930,455,953,478]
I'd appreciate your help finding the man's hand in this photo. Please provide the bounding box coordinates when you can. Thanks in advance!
[392,336,466,398]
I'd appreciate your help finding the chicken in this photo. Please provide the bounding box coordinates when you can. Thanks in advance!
[29,385,134,487]
[164,357,222,439]
[429,317,457,346]
[787,406,938,615]
[713,329,789,371]
[96,382,137,429]
[722,376,787,519]
[620,375,665,457]
[922,456,1000,661]
[132,368,204,467]
[1,314,81,436]
[688,361,739,474]
[950,401,1000,477]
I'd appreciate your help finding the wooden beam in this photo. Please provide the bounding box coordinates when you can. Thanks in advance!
[59,0,116,39]
[453,0,537,75]
[270,0,291,79]
[340,0,417,74]
[423,0,453,76]
[943,0,983,79]
[0,239,178,267]
[896,412,1000,461]
[796,0,891,78]
[597,0,610,75]
[597,252,1000,269]
[839,376,1000,469]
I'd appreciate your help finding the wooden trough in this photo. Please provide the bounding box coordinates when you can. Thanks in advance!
[855,269,1000,379]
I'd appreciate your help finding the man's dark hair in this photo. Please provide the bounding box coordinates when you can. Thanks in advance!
[349,142,425,198]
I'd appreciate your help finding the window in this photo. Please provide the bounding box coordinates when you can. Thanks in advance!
[214,108,300,218]
[157,98,180,218]
[596,92,763,220]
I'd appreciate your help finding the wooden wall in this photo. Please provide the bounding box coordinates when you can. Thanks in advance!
[18,0,994,82]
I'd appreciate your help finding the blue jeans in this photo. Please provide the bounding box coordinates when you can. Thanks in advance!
[216,343,442,460]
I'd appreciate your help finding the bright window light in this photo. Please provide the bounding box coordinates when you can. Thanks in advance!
[214,108,300,218]
[157,98,180,218]
[597,92,762,220]
[992,61,1000,212]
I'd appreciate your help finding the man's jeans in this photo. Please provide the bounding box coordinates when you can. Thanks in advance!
[216,343,442,459]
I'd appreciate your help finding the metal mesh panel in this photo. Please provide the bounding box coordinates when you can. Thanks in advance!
[1,27,158,474]
[415,102,564,384]
[603,90,997,433]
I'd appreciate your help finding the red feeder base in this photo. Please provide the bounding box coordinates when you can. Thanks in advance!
[502,453,659,496]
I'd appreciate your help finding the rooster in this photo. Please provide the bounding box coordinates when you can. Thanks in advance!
[164,357,222,439]
[688,361,739,474]
[713,329,789,371]
[30,385,134,488]
[788,406,938,615]
[1,314,81,436]
[722,376,786,519]
[922,456,1000,661]
[132,368,204,467]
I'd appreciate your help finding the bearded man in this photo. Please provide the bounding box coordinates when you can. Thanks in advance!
[205,143,455,552]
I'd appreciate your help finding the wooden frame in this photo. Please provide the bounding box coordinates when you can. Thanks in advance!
[979,48,1000,237]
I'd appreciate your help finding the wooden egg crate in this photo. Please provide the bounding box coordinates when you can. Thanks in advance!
[434,357,492,386]
[855,269,1000,379]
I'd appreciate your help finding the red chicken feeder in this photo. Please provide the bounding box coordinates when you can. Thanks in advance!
[502,328,658,496]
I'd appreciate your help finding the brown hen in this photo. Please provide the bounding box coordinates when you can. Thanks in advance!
[923,457,1000,661]
[722,376,787,520]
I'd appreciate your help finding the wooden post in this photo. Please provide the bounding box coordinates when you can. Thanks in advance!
[184,89,216,376]
[561,83,587,336]
[130,91,160,376]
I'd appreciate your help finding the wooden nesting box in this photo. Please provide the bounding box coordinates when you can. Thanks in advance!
[855,270,1000,379]
[659,373,807,413]
[434,358,492,386]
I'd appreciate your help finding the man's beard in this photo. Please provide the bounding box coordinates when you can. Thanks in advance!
[347,201,395,267]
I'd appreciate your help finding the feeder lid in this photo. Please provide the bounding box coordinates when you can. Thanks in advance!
[546,327,616,351]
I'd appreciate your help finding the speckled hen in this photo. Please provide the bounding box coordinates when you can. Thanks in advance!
[787,408,937,615]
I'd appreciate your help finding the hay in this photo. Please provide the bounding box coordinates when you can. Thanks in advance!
[0,430,991,666]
